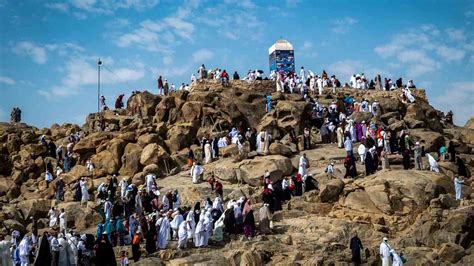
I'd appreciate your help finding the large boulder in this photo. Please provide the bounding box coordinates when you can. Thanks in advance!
[408,129,444,152]
[16,199,52,220]
[126,91,161,117]
[220,144,238,158]
[91,150,120,175]
[140,143,169,166]
[165,123,197,153]
[239,155,294,187]
[319,178,344,203]
[340,170,452,216]
[120,143,143,176]
[275,101,307,130]
[213,160,238,183]
[0,177,15,197]
[465,117,474,129]
[180,101,204,123]
[269,142,293,157]
[7,133,22,154]
[19,144,47,159]
[73,132,114,155]
[137,133,161,148]
[437,243,465,263]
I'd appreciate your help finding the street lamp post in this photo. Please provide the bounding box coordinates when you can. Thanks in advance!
[97,58,102,113]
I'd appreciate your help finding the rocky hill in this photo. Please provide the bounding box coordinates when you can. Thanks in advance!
[1,80,473,265]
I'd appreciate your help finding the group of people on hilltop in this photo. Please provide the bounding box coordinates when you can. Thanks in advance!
[10,107,21,123]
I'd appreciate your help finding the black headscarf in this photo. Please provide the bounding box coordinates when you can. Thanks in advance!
[95,237,117,266]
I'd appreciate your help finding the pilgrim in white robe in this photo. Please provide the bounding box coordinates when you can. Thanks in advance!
[190,164,203,184]
[58,236,75,266]
[80,180,89,202]
[173,193,181,209]
[276,73,284,92]
[66,234,79,265]
[145,174,156,194]
[213,196,224,213]
[185,211,196,241]
[204,143,212,164]
[256,131,265,154]
[194,218,206,248]
[178,221,190,249]
[162,196,170,212]
[427,154,439,173]
[298,155,308,177]
[119,179,128,199]
[336,127,344,148]
[59,212,67,234]
[104,200,113,220]
[203,212,212,246]
[0,238,13,266]
[391,249,404,266]
[156,217,170,249]
[317,78,323,95]
[49,209,58,227]
[170,213,184,240]
[403,87,415,103]
[379,241,392,266]
[358,144,367,164]
[454,177,464,200]
[18,237,30,266]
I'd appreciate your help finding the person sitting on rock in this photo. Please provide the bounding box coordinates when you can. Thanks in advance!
[221,69,229,86]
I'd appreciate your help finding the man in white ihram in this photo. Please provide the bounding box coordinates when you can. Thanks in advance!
[379,237,392,266]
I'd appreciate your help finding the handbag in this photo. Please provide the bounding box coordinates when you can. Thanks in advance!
[269,220,274,229]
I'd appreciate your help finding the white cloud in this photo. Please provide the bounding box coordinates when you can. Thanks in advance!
[0,76,16,85]
[12,41,85,64]
[45,2,69,12]
[436,45,465,62]
[432,81,474,126]
[73,12,88,20]
[192,49,214,63]
[46,0,160,18]
[39,57,145,99]
[301,41,313,51]
[331,17,358,34]
[445,28,466,42]
[115,2,196,52]
[327,60,390,83]
[327,60,363,80]
[286,0,302,8]
[12,41,47,64]
[374,25,472,77]
[197,2,264,41]
[224,0,256,9]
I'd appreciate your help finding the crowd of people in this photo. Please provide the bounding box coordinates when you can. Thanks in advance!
[3,64,469,266]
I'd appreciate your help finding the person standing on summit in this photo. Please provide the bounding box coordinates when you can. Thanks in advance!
[157,76,164,95]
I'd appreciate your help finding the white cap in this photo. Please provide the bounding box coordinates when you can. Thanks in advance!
[383,237,388,241]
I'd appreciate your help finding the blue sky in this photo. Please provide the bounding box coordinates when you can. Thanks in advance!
[0,0,473,127]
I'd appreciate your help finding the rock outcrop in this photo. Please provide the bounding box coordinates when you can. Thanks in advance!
[0,80,472,265]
